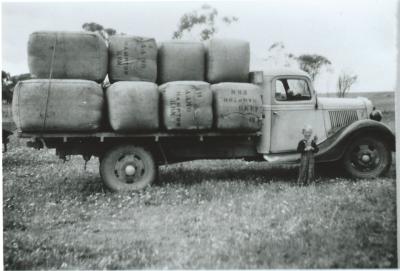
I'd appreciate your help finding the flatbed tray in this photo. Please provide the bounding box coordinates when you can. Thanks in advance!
[18,131,262,142]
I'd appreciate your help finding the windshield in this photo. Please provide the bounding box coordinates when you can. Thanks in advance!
[275,78,312,101]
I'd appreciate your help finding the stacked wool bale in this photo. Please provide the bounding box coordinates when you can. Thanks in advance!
[16,30,261,134]
[106,35,160,132]
[158,41,213,130]
[157,38,261,132]
[212,83,262,131]
[12,80,104,132]
[13,31,108,132]
[106,82,159,132]
[159,81,213,130]
[108,35,157,83]
[206,39,250,83]
[206,38,262,131]
[28,31,108,82]
[158,41,205,84]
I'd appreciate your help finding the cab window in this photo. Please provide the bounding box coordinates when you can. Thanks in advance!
[275,78,312,101]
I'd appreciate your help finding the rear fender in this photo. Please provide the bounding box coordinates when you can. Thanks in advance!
[316,119,395,162]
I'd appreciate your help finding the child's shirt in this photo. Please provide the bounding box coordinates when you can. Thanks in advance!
[297,139,319,154]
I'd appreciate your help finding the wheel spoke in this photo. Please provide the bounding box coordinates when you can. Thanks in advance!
[370,149,378,159]
[359,145,370,152]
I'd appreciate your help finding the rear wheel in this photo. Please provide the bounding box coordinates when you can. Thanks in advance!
[342,136,391,178]
[100,145,156,192]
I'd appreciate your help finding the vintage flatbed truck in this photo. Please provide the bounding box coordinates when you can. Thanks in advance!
[18,69,395,191]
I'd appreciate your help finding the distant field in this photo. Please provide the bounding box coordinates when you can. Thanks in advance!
[2,92,397,269]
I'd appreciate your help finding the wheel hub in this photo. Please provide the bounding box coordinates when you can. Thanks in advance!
[114,154,145,183]
[361,154,371,163]
[125,165,136,176]
[357,147,376,166]
[350,142,380,172]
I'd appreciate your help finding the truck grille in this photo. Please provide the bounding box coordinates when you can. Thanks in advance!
[329,110,358,129]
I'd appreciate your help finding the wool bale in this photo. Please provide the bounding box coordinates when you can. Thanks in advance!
[106,82,159,132]
[12,79,104,132]
[159,81,213,130]
[108,35,157,83]
[158,41,205,84]
[28,31,108,82]
[206,39,250,83]
[212,83,262,131]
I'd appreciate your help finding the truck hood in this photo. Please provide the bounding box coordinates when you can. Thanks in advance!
[317,97,370,110]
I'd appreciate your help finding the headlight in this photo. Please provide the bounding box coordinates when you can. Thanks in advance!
[370,107,383,122]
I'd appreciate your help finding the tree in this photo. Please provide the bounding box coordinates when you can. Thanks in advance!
[82,22,117,44]
[2,72,31,103]
[295,54,332,82]
[2,70,12,103]
[264,42,297,67]
[2,70,10,82]
[337,72,358,97]
[264,43,332,82]
[172,4,238,41]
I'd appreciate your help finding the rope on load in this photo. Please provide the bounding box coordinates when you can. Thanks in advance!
[41,34,57,133]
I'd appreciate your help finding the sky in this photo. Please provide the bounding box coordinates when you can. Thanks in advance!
[1,0,398,92]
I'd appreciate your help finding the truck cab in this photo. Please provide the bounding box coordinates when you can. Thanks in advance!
[257,69,324,154]
[256,68,394,179]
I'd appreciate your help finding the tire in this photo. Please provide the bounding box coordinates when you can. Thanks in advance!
[342,136,391,179]
[100,145,156,192]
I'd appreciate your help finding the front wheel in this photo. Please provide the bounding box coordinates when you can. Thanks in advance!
[100,145,156,192]
[342,136,391,178]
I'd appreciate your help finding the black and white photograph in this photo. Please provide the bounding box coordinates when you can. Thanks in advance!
[1,0,398,269]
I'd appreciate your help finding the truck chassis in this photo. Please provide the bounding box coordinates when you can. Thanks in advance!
[20,131,266,191]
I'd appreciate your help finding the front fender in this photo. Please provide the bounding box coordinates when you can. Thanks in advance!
[316,119,395,162]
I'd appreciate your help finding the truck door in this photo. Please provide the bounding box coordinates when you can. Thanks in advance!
[269,76,326,153]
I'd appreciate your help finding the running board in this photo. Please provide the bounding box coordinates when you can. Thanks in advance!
[263,153,300,163]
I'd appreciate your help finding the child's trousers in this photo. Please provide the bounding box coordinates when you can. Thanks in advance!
[298,151,315,185]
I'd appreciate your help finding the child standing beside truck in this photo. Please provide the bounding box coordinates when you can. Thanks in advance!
[297,125,319,185]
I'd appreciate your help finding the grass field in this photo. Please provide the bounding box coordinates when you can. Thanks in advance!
[2,92,397,269]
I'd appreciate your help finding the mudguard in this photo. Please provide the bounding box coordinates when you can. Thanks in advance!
[316,119,395,162]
